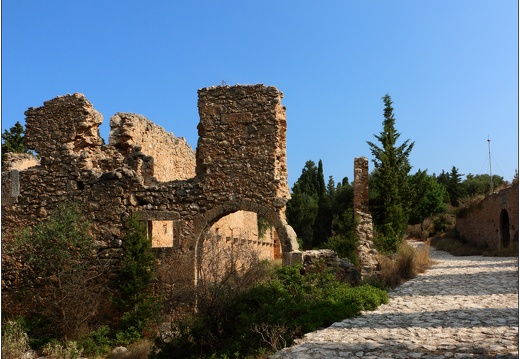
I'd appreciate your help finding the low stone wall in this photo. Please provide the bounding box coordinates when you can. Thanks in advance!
[456,184,519,249]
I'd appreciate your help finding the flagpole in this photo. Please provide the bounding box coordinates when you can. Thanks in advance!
[487,136,493,193]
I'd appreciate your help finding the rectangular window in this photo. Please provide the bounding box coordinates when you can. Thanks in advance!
[148,220,174,248]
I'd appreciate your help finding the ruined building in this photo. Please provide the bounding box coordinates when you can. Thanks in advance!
[2,85,302,299]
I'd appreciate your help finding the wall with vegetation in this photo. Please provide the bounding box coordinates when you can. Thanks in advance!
[455,184,518,249]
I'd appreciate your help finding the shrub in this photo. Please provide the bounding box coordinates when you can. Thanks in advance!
[433,213,454,233]
[4,204,105,341]
[42,340,83,359]
[80,325,113,357]
[153,263,388,358]
[373,232,402,254]
[1,319,31,359]
[376,241,432,289]
[154,231,272,358]
[456,195,485,218]
[323,209,359,265]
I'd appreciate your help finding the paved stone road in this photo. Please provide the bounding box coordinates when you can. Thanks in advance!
[271,244,519,358]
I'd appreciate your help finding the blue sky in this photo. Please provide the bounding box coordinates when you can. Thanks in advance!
[2,1,518,187]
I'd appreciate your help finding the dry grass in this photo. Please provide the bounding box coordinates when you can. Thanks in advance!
[1,320,32,359]
[109,340,153,359]
[430,236,485,256]
[376,240,433,289]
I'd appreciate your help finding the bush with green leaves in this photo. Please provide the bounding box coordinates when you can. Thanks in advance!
[373,224,402,254]
[4,204,104,342]
[79,325,113,357]
[323,208,359,265]
[153,264,387,358]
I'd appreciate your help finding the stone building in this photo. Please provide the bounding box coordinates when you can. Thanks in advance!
[2,85,301,301]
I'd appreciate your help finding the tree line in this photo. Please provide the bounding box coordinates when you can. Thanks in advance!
[286,94,509,254]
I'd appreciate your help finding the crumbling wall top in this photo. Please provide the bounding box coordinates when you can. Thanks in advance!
[110,113,196,182]
[25,93,104,160]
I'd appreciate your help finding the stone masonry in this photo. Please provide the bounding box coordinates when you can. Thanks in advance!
[1,85,301,305]
[456,184,519,250]
[353,157,379,277]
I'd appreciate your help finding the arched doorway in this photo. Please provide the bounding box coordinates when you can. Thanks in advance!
[192,201,300,286]
[500,209,511,248]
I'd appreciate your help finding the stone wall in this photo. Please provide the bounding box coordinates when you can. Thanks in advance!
[196,85,290,205]
[1,152,40,172]
[455,184,519,249]
[210,211,281,261]
[109,113,196,182]
[2,85,301,311]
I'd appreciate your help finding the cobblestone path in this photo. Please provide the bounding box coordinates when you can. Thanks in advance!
[271,244,519,358]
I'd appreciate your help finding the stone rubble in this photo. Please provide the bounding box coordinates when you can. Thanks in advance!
[271,244,519,358]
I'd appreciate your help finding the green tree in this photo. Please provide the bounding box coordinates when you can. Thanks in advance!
[367,94,415,249]
[463,173,504,197]
[408,169,447,225]
[112,214,161,344]
[444,166,465,206]
[2,121,30,162]
[286,161,320,249]
[326,175,336,201]
[312,160,333,247]
[331,177,354,219]
[325,208,359,265]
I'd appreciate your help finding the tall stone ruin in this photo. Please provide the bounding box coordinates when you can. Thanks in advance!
[353,156,379,277]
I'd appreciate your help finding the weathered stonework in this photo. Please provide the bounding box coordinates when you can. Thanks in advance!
[455,184,519,249]
[109,112,196,182]
[1,152,40,172]
[302,249,361,286]
[353,157,370,214]
[353,156,379,278]
[1,85,301,308]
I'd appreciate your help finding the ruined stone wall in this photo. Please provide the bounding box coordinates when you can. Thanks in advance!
[196,85,290,206]
[109,113,196,182]
[455,184,519,249]
[2,85,299,311]
[1,153,40,172]
[353,156,379,278]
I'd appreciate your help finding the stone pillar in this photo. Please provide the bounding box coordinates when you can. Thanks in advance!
[353,157,379,278]
[353,157,369,214]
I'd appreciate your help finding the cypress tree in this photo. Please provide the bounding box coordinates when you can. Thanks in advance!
[312,160,333,247]
[367,94,414,250]
[286,161,320,249]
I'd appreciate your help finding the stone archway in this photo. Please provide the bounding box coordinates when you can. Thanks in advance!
[500,209,511,248]
[191,201,300,286]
